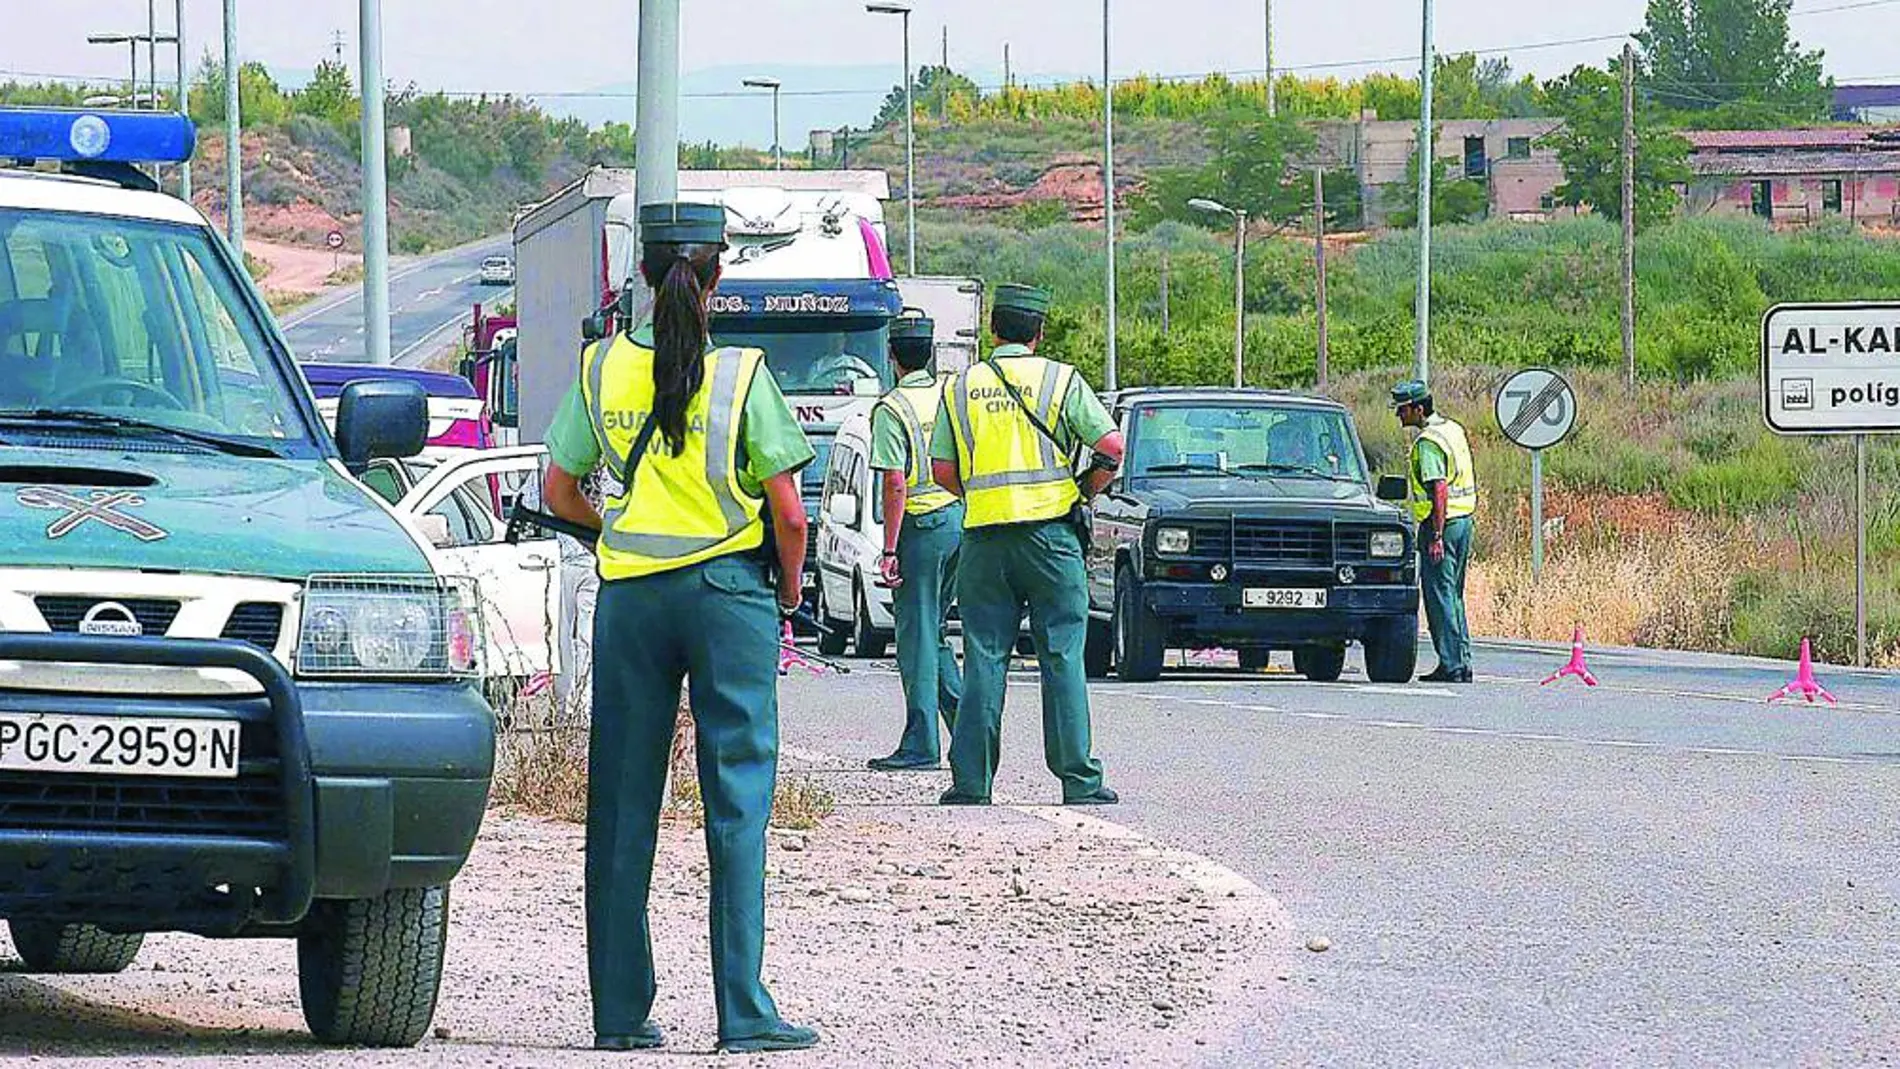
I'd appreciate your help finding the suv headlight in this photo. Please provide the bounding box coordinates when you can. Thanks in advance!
[1155,526,1192,555]
[296,574,481,679]
[1370,530,1406,559]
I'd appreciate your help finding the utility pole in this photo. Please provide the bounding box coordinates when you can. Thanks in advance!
[1413,0,1434,385]
[1103,0,1119,390]
[1265,0,1276,118]
[1315,167,1330,390]
[635,0,682,214]
[175,0,189,200]
[148,1,159,113]
[1004,43,1011,91]
[1621,41,1637,393]
[224,0,242,252]
[1232,209,1248,388]
[1160,250,1170,336]
[359,0,389,365]
[939,25,949,121]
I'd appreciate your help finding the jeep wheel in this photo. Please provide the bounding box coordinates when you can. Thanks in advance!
[1363,615,1421,684]
[1113,572,1165,684]
[1294,644,1347,683]
[8,921,143,974]
[299,886,450,1048]
[1084,616,1113,678]
[815,587,848,657]
[1238,649,1271,672]
[853,582,889,659]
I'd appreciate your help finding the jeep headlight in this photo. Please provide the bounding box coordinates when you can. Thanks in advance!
[296,575,481,678]
[1155,526,1192,556]
[1370,530,1406,559]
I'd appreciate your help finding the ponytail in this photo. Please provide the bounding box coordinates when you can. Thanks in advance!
[640,242,722,456]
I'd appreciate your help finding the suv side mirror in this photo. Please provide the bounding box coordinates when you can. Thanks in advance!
[336,380,427,473]
[493,347,519,428]
[1376,475,1409,503]
[827,492,862,528]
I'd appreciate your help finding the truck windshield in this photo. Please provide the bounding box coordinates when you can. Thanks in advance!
[1129,404,1367,484]
[713,319,892,396]
[0,208,311,448]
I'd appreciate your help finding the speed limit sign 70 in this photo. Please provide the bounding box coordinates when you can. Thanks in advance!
[1495,368,1577,451]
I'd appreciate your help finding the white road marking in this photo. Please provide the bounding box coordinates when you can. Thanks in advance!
[1138,679,1456,698]
[1010,806,1288,911]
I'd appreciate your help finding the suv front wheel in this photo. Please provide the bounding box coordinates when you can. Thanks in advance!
[1363,615,1421,684]
[1113,571,1165,683]
[298,886,451,1048]
[8,920,143,974]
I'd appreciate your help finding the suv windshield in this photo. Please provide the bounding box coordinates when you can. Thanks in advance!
[1128,404,1367,484]
[712,318,892,396]
[0,208,310,448]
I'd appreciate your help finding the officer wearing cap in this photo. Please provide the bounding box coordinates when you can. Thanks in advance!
[865,311,962,770]
[928,283,1125,806]
[540,201,820,1053]
[1392,379,1477,684]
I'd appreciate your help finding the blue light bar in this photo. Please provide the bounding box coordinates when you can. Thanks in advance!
[0,107,196,165]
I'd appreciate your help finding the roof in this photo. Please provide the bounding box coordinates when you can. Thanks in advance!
[1834,85,1900,114]
[1107,386,1347,411]
[1689,149,1900,177]
[299,362,480,399]
[1685,127,1900,151]
[0,166,205,225]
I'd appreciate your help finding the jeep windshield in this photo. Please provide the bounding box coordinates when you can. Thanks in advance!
[1128,403,1368,484]
[711,317,893,396]
[0,207,312,452]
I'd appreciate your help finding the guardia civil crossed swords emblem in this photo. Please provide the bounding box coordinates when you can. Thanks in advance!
[15,487,169,542]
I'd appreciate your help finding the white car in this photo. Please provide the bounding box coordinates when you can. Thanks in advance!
[813,413,895,657]
[479,255,514,286]
[356,446,559,692]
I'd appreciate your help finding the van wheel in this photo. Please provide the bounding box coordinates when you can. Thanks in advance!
[8,921,143,974]
[1113,571,1165,684]
[853,581,888,659]
[815,587,848,657]
[1294,644,1347,683]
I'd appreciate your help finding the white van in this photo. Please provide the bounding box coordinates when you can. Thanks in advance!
[813,412,895,657]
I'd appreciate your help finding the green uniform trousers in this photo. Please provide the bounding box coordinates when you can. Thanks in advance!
[1419,515,1474,676]
[586,553,786,1043]
[949,518,1105,802]
[889,503,964,761]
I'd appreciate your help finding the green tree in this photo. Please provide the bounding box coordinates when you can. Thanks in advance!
[874,65,980,127]
[190,58,291,127]
[1128,109,1319,230]
[1542,64,1693,229]
[1637,0,1830,123]
[295,58,356,127]
[1383,142,1490,228]
[1433,54,1546,119]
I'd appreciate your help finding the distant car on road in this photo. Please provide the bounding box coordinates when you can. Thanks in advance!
[479,255,514,286]
[1087,387,1421,684]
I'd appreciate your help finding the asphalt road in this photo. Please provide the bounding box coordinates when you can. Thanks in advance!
[778,638,1900,1066]
[277,235,513,367]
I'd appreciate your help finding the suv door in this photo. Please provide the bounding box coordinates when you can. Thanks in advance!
[399,447,559,680]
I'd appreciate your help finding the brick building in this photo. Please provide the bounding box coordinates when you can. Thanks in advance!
[1313,116,1572,227]
[1682,128,1900,226]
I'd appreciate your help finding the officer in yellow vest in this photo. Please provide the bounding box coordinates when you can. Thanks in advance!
[929,283,1125,806]
[1393,379,1477,684]
[865,312,962,770]
[540,202,819,1053]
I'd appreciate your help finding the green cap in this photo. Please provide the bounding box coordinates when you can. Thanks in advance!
[1391,379,1431,408]
[639,201,728,246]
[891,313,935,342]
[994,283,1053,317]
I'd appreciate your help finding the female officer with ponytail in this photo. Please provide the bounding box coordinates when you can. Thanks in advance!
[540,202,819,1054]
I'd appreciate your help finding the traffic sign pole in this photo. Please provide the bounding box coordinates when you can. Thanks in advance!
[1857,433,1867,668]
[1531,448,1544,583]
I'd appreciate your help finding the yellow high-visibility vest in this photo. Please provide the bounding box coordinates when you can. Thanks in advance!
[877,373,958,517]
[1407,414,1478,523]
[946,354,1081,529]
[580,335,765,580]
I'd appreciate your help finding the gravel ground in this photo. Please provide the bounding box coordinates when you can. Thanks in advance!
[0,760,1288,1067]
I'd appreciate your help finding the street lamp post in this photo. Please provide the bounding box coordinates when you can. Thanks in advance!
[1414,0,1435,385]
[1191,198,1248,387]
[87,33,175,107]
[224,0,242,251]
[1103,0,1119,390]
[866,3,916,275]
[742,77,783,170]
[359,0,390,366]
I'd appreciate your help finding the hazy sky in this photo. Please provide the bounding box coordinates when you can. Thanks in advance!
[15,1,1900,143]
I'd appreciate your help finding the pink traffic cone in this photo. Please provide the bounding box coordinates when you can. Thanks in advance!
[1768,638,1837,705]
[1541,626,1599,687]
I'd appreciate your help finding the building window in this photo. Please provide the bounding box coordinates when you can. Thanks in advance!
[1463,136,1487,178]
[1824,179,1844,213]
[1539,192,1557,212]
[1507,137,1532,160]
[1751,180,1774,220]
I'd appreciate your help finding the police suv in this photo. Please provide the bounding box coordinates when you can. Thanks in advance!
[0,108,492,1047]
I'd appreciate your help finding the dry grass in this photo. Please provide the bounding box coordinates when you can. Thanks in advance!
[263,289,313,316]
[325,263,366,286]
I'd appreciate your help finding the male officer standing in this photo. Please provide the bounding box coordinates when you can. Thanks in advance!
[929,283,1125,806]
[1393,379,1477,684]
[865,312,962,770]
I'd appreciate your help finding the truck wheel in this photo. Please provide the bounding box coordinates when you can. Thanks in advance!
[1363,615,1420,684]
[8,921,143,974]
[1084,616,1113,678]
[298,886,450,1048]
[1113,572,1165,684]
[1294,645,1347,683]
[853,582,889,659]
[815,587,848,657]
[1238,649,1271,672]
